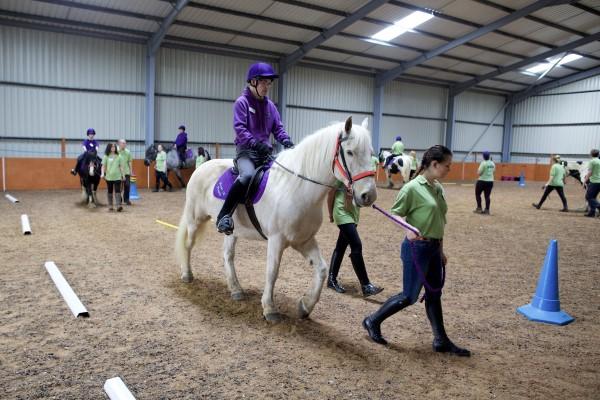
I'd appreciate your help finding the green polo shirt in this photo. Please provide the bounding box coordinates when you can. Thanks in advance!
[102,154,123,181]
[333,182,359,226]
[589,158,600,184]
[118,148,133,175]
[549,163,565,187]
[371,156,379,172]
[410,155,418,170]
[196,155,206,169]
[478,160,495,182]
[155,151,167,172]
[391,175,447,239]
[391,141,404,155]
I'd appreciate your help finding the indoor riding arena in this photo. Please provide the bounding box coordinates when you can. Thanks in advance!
[1,1,599,399]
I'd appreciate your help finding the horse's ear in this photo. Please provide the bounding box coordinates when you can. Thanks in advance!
[344,116,352,133]
[361,117,369,129]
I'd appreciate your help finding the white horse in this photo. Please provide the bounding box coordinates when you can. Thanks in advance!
[175,117,377,321]
[379,150,412,188]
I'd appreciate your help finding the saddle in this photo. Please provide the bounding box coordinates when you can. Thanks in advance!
[213,161,272,240]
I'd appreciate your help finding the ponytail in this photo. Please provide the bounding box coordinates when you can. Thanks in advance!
[412,145,453,180]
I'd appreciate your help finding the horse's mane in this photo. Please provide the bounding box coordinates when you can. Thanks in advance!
[275,120,372,184]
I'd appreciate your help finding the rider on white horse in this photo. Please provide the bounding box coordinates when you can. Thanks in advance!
[383,135,405,169]
[216,62,294,234]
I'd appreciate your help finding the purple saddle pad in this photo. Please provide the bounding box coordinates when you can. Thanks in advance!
[185,148,194,159]
[213,165,271,204]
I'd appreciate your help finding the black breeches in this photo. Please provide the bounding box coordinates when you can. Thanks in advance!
[334,223,362,256]
[475,180,493,210]
[538,185,567,208]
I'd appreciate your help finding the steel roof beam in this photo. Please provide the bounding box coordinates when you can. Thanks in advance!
[148,0,189,55]
[511,65,600,104]
[452,31,600,94]
[376,0,569,86]
[33,0,163,22]
[572,3,600,17]
[279,0,389,71]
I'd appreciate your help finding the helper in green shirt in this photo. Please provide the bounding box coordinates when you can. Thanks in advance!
[196,146,207,169]
[474,151,495,214]
[117,140,134,205]
[153,144,172,192]
[409,150,418,179]
[532,154,568,211]
[326,181,383,297]
[101,143,125,211]
[363,144,470,357]
[583,149,600,217]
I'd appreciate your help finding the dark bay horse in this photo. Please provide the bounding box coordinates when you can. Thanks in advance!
[76,151,101,208]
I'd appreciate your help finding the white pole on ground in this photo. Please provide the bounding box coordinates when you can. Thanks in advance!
[21,214,31,235]
[44,261,89,318]
[104,377,136,400]
[2,156,5,192]
[5,194,19,203]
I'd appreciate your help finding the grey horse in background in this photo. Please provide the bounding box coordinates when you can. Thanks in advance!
[144,144,197,188]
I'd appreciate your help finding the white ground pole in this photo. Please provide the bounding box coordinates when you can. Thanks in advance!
[104,377,136,400]
[21,214,31,235]
[5,194,19,203]
[44,261,89,318]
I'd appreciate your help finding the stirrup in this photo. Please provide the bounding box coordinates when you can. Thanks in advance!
[217,215,234,235]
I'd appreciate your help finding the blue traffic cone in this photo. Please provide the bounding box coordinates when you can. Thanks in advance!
[129,176,140,200]
[517,240,574,325]
[518,172,526,187]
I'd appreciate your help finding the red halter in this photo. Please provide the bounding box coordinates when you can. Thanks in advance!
[332,132,375,191]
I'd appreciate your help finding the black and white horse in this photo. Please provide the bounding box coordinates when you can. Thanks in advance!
[76,151,101,208]
[378,149,412,188]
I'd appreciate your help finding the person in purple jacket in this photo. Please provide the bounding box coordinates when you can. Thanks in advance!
[216,62,294,235]
[174,125,188,168]
[71,128,99,175]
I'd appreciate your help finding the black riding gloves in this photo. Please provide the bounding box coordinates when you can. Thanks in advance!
[252,141,272,156]
[282,139,295,149]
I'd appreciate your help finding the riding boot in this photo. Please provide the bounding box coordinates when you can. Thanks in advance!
[425,296,470,357]
[327,250,346,293]
[362,294,411,345]
[216,179,246,234]
[349,253,383,297]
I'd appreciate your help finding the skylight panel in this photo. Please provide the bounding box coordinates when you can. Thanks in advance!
[371,11,434,43]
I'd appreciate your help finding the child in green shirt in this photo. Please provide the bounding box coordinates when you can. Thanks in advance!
[532,154,568,212]
[363,145,470,357]
[196,146,207,169]
[153,144,172,192]
[101,143,125,212]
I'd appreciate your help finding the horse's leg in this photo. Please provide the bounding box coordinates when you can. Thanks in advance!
[223,235,243,300]
[293,237,327,319]
[92,180,99,205]
[262,236,286,322]
[174,168,186,188]
[387,171,394,188]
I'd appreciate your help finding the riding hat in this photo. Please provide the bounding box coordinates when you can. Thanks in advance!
[246,62,279,82]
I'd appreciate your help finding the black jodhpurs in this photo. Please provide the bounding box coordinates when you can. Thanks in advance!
[122,174,131,202]
[475,180,493,210]
[334,223,362,256]
[538,185,568,209]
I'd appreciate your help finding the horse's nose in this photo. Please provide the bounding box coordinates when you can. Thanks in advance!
[361,192,370,205]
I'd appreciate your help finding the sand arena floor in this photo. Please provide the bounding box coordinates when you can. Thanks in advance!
[1,181,599,399]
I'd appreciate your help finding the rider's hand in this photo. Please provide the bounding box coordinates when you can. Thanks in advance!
[282,139,294,149]
[253,141,271,156]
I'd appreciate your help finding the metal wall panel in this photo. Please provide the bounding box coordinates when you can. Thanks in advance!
[455,91,506,124]
[286,108,371,145]
[155,96,234,144]
[0,85,145,147]
[453,123,503,154]
[156,47,277,101]
[512,126,599,155]
[381,116,445,150]
[514,92,600,124]
[0,26,145,91]
[287,66,373,112]
[383,81,447,118]
[540,74,600,95]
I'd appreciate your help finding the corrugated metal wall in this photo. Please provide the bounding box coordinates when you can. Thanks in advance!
[0,26,146,158]
[382,81,446,150]
[512,74,600,158]
[155,48,274,145]
[454,91,506,158]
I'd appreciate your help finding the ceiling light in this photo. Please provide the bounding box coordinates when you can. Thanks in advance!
[524,54,582,74]
[371,11,434,42]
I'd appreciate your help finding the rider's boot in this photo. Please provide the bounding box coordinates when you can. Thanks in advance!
[216,179,246,234]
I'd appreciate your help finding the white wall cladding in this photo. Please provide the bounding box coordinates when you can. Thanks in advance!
[383,81,446,118]
[0,26,145,92]
[287,66,373,112]
[155,96,234,144]
[381,116,444,150]
[512,126,598,155]
[514,92,600,125]
[453,123,503,154]
[0,85,145,147]
[541,74,600,95]
[286,108,371,144]
[455,92,506,123]
[156,48,277,101]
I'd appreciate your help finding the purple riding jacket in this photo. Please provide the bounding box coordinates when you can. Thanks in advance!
[174,132,188,147]
[82,139,99,152]
[233,87,290,151]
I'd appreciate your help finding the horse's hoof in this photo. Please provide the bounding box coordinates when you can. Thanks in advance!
[297,300,310,319]
[231,292,244,301]
[264,313,282,323]
[181,274,194,283]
